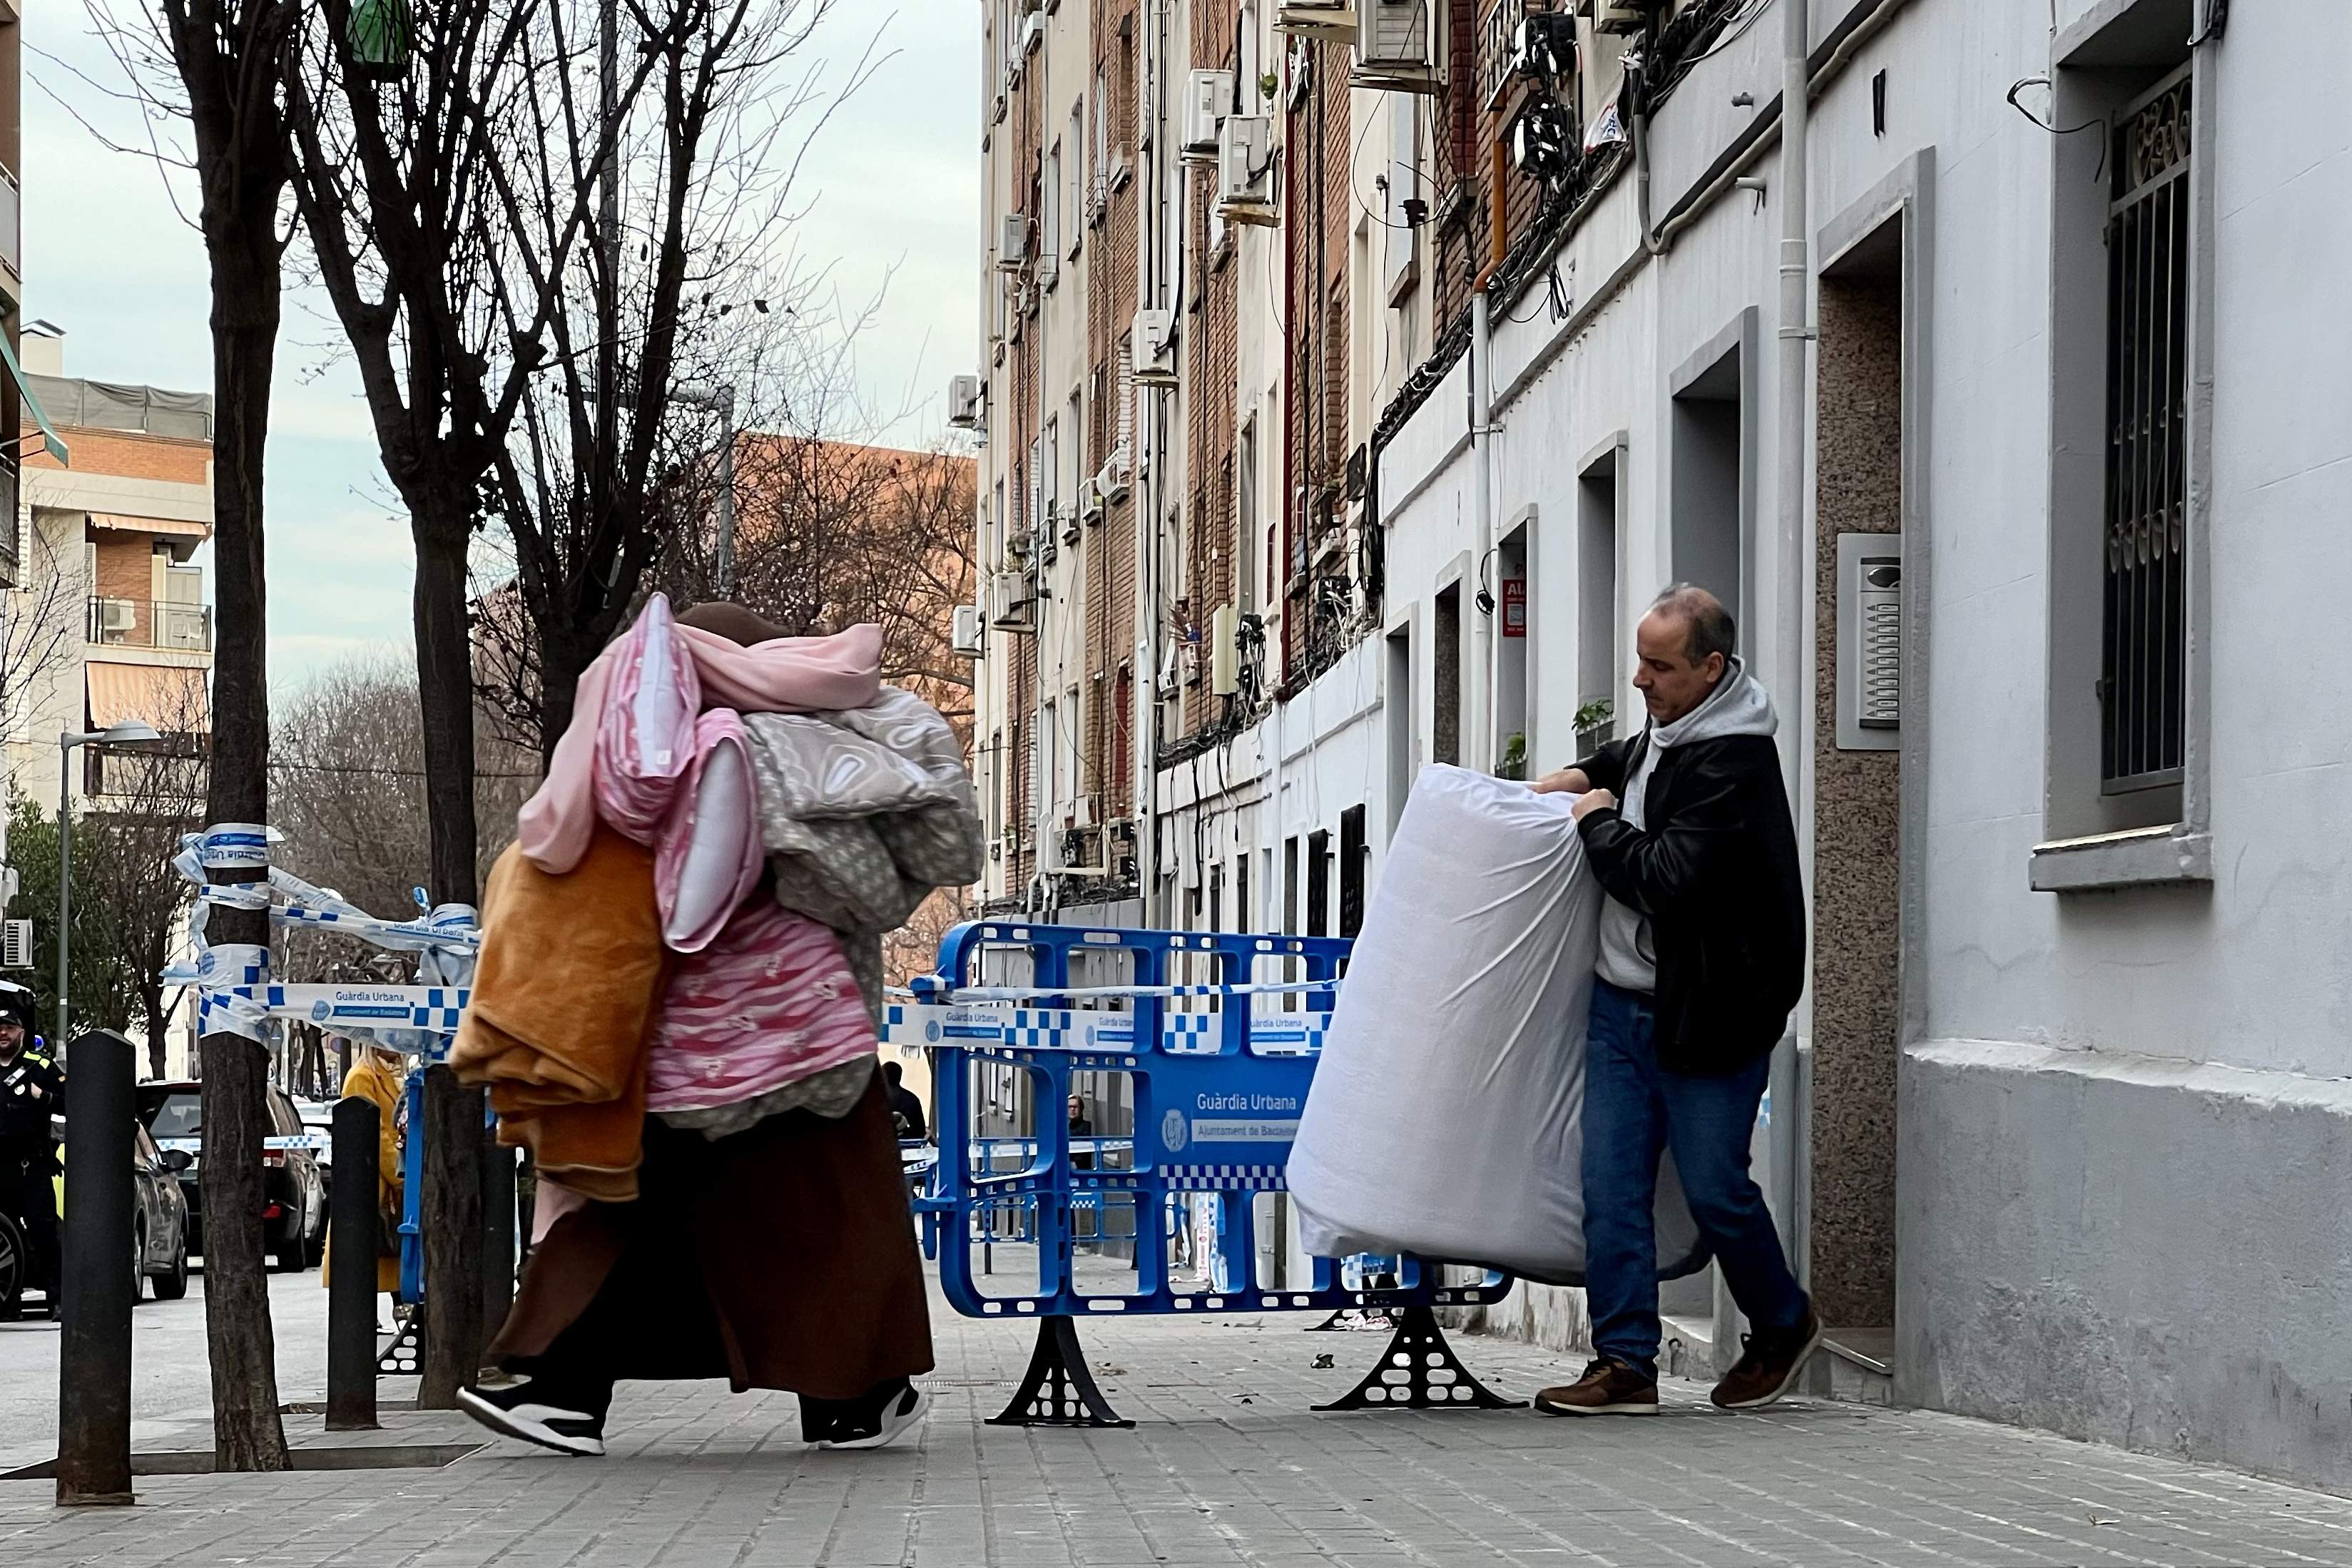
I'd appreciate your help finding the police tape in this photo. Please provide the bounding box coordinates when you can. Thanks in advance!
[154,1133,328,1156]
[892,977,1343,1002]
[168,823,478,1046]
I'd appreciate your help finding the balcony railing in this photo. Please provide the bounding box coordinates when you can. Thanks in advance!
[88,597,213,652]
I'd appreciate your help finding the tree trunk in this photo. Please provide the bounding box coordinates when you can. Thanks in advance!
[412,515,488,1402]
[144,989,168,1083]
[197,229,290,1472]
[412,518,479,907]
[199,1036,286,1469]
[534,627,595,770]
[418,1064,486,1407]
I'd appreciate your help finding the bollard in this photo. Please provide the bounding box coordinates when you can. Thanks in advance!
[325,1096,381,1432]
[55,1030,135,1507]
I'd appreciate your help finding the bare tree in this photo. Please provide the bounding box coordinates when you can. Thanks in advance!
[75,0,302,1471]
[658,437,977,731]
[270,654,536,927]
[0,526,86,748]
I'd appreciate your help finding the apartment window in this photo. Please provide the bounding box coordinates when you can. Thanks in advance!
[1305,829,1330,937]
[1092,67,1109,208]
[1283,836,1300,933]
[1238,418,1258,615]
[1338,805,1367,938]
[1063,684,1081,804]
[1042,146,1059,263]
[2099,68,2191,793]
[1385,99,1420,300]
[1040,701,1058,809]
[989,728,1004,836]
[1067,103,1084,252]
[1042,420,1058,521]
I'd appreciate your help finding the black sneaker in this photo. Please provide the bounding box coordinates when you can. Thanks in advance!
[815,1382,931,1450]
[457,1373,607,1457]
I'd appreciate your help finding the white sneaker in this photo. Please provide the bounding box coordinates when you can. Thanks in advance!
[457,1374,607,1457]
[816,1384,931,1450]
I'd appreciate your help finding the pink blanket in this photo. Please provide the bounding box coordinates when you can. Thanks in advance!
[644,899,877,1113]
[521,611,882,875]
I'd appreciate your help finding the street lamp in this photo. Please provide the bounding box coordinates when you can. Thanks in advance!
[673,381,738,598]
[58,721,165,1055]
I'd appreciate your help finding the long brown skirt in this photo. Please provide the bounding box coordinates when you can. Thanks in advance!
[487,1073,934,1400]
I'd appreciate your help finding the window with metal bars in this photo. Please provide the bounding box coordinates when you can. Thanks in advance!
[2098,68,2191,794]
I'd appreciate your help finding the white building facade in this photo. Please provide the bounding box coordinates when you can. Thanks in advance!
[970,0,2351,1490]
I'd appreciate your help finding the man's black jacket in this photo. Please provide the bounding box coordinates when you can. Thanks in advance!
[1574,728,1806,1074]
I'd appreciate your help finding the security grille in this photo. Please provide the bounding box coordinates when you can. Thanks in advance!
[2099,68,2191,793]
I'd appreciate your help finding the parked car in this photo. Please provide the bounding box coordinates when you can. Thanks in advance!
[0,1116,188,1317]
[137,1079,327,1272]
[131,1121,190,1300]
[295,1099,337,1196]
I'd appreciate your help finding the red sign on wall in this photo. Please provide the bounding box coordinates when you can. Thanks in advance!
[1501,578,1527,638]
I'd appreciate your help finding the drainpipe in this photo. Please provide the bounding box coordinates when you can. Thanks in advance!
[1469,288,1497,774]
[1773,0,1813,1298]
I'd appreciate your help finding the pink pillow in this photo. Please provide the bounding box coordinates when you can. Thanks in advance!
[646,900,877,1112]
[656,709,764,952]
[593,593,701,845]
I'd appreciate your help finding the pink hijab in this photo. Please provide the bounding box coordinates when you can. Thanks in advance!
[517,605,883,875]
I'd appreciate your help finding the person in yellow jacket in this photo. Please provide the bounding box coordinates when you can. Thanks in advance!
[321,1041,404,1296]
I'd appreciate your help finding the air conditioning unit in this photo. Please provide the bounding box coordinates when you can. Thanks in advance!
[997,213,1032,270]
[947,374,984,431]
[97,599,138,636]
[1057,499,1081,543]
[1275,0,1355,39]
[1513,10,1576,78]
[1209,603,1240,697]
[1020,11,1047,53]
[1512,96,1576,179]
[1097,448,1131,502]
[990,569,1038,632]
[1589,0,1656,35]
[1182,68,1233,161]
[1037,250,1059,287]
[1130,307,1176,387]
[952,603,985,659]
[1352,0,1444,92]
[1079,476,1106,524]
[1,920,31,970]
[1216,114,1278,225]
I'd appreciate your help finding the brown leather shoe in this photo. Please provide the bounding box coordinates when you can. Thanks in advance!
[1710,1309,1823,1410]
[1534,1359,1659,1416]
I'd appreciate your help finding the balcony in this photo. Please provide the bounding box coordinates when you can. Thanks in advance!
[0,452,16,587]
[88,597,213,653]
[0,163,18,283]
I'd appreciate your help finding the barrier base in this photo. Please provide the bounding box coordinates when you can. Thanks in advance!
[1315,1306,1523,1412]
[987,1315,1134,1428]
[1306,1306,1398,1333]
[377,1319,422,1378]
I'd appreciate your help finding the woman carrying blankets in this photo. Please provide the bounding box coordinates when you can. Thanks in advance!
[450,599,982,1457]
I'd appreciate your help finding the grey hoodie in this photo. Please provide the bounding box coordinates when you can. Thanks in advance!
[1593,657,1779,994]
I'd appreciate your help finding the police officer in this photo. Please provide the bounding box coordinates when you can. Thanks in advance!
[0,987,63,1314]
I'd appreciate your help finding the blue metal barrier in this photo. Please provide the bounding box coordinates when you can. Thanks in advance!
[882,919,1520,1425]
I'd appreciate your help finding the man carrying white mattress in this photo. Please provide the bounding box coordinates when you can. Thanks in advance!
[1529,584,1816,1416]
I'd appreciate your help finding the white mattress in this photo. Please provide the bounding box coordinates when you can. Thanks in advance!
[1287,763,1706,1286]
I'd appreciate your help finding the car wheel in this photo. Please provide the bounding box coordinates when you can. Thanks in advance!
[273,1221,305,1273]
[133,1220,148,1305]
[152,1234,190,1300]
[0,1209,24,1320]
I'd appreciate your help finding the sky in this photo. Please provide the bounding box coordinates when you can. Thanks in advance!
[19,1,980,692]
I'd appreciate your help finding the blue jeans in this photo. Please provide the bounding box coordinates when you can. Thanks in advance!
[1582,979,1807,1380]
